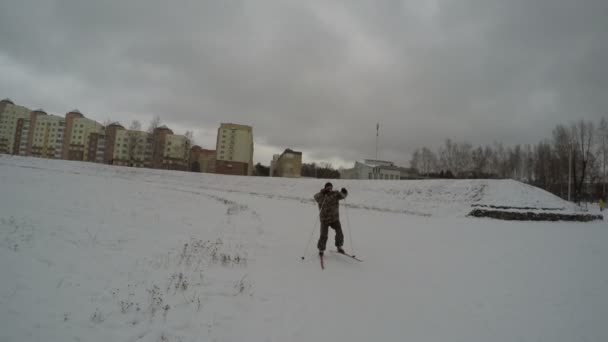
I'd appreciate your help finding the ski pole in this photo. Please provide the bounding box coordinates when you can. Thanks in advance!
[301,197,326,260]
[344,198,355,255]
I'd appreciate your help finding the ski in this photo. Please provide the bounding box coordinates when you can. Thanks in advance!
[320,254,325,269]
[333,250,363,262]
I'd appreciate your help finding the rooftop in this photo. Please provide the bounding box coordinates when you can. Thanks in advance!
[220,123,253,131]
[108,122,124,128]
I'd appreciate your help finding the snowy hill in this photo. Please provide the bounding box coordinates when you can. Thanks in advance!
[1,155,606,342]
[0,155,579,218]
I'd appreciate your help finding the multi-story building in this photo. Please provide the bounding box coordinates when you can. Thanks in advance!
[0,98,31,154]
[2,99,192,171]
[67,115,105,162]
[62,110,85,159]
[147,126,190,170]
[190,146,216,173]
[112,126,190,170]
[28,111,66,159]
[14,116,32,156]
[340,159,402,180]
[113,130,152,167]
[150,126,172,169]
[215,123,253,176]
[103,122,125,164]
[270,148,302,177]
[162,133,190,170]
[19,109,46,156]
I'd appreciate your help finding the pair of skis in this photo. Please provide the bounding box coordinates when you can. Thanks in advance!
[319,250,363,270]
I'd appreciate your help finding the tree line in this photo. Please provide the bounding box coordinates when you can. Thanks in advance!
[410,119,605,202]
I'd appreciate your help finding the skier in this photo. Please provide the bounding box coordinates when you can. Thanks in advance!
[314,182,348,257]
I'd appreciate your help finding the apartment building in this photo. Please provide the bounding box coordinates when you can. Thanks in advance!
[145,126,190,170]
[62,110,85,159]
[113,129,152,167]
[150,126,172,169]
[14,116,32,156]
[28,111,66,159]
[0,98,31,154]
[270,148,302,177]
[103,122,125,164]
[67,115,105,162]
[190,145,216,173]
[215,123,253,176]
[162,133,190,170]
[1,99,195,171]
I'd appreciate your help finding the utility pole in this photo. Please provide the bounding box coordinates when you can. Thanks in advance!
[568,143,572,202]
[603,134,606,198]
[375,123,379,160]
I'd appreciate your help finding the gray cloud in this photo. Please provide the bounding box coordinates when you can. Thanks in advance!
[1,0,607,167]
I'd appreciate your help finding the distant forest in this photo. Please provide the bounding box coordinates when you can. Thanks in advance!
[410,119,605,202]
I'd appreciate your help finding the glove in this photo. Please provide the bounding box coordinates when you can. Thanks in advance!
[341,188,348,195]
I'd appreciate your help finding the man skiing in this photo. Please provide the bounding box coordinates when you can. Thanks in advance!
[314,182,348,257]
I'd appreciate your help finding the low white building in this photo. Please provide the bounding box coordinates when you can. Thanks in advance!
[341,159,402,180]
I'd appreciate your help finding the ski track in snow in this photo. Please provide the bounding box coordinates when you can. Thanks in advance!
[1,155,606,342]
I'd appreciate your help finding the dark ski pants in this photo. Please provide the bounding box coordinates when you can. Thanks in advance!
[317,220,344,251]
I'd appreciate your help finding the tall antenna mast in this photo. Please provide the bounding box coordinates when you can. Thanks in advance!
[375,122,379,160]
[568,143,572,202]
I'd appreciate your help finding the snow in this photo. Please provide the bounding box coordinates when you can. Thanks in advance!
[0,155,606,342]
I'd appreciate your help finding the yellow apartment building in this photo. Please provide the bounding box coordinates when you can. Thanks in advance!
[113,130,152,167]
[29,111,66,159]
[215,123,253,176]
[68,116,105,161]
[163,134,190,170]
[0,99,31,154]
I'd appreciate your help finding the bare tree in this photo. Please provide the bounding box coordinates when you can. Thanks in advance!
[533,141,553,189]
[409,148,422,172]
[597,118,608,197]
[129,120,141,131]
[184,130,194,146]
[522,144,535,182]
[420,147,438,175]
[471,146,488,176]
[127,120,142,167]
[507,145,523,180]
[571,120,594,201]
[454,142,473,176]
[147,116,161,133]
[552,124,572,188]
[183,130,194,169]
[439,139,457,174]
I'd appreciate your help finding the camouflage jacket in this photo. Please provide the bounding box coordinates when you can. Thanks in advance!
[314,190,347,223]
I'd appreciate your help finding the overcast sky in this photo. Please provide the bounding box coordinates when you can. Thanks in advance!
[1,0,607,168]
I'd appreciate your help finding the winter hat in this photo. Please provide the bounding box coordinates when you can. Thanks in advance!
[324,182,333,189]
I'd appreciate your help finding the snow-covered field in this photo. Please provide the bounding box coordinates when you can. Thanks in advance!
[1,155,606,342]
